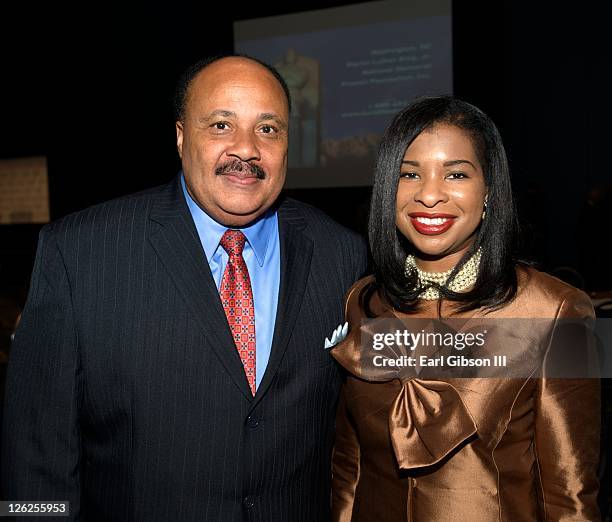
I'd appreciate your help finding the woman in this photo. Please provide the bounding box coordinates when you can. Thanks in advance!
[330,96,600,521]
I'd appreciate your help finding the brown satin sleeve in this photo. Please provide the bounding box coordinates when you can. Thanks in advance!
[535,290,601,521]
[332,383,360,522]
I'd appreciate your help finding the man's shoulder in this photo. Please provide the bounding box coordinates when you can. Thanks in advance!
[278,197,363,244]
[277,197,369,277]
[42,180,173,239]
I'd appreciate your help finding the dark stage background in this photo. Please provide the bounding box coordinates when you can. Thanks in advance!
[1,0,610,513]
[0,1,612,295]
[1,1,610,298]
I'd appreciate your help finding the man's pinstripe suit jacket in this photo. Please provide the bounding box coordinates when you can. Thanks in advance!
[2,175,368,521]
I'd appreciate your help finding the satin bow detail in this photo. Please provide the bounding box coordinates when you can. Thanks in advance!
[389,378,477,469]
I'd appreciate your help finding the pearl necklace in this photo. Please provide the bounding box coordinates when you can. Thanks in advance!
[404,248,482,300]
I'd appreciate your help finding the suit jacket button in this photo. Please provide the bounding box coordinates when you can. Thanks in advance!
[243,496,256,509]
[246,416,259,429]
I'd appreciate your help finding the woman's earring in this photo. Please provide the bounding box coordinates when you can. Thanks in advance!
[482,198,488,220]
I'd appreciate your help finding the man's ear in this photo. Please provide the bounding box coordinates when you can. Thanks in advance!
[176,121,184,159]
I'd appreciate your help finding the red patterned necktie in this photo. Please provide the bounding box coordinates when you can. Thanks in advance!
[219,229,256,395]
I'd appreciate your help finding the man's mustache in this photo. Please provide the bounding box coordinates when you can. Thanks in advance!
[215,159,266,179]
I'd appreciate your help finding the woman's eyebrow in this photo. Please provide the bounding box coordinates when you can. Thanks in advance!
[443,159,477,168]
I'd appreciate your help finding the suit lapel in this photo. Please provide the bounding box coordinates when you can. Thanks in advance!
[252,199,313,407]
[148,176,254,400]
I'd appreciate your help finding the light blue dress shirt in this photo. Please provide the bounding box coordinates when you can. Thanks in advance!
[181,175,280,390]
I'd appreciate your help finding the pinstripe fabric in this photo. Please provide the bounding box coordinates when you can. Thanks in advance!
[1,175,368,522]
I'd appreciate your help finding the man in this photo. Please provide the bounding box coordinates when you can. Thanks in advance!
[2,55,367,521]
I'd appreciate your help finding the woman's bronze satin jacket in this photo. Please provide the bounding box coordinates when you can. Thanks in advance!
[331,267,600,521]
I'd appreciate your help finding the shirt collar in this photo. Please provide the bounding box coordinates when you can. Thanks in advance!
[180,173,275,267]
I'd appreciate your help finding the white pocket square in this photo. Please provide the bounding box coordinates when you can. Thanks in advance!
[324,321,348,349]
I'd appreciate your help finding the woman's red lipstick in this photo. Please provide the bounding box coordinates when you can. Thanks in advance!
[409,212,456,235]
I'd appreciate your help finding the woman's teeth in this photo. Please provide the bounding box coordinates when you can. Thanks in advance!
[415,217,451,225]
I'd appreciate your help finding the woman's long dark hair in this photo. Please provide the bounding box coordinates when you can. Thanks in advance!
[369,96,519,313]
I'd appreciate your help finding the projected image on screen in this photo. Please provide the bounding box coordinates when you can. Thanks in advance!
[235,0,453,188]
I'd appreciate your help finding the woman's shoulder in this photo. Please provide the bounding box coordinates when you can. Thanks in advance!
[345,275,376,302]
[344,267,594,319]
[510,264,594,318]
[515,264,588,301]
[343,275,387,320]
